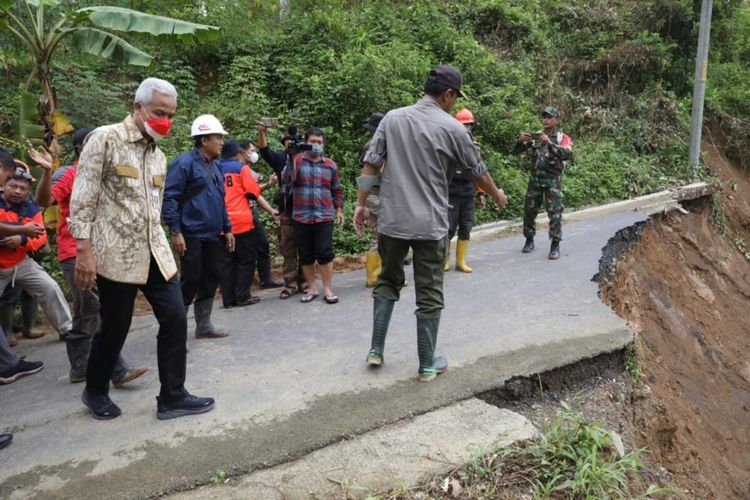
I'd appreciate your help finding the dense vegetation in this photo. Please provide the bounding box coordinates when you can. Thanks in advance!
[1,0,749,257]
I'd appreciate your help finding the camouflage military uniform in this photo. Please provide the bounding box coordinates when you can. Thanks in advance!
[517,129,573,242]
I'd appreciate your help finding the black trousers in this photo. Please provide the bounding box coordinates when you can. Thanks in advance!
[252,208,273,284]
[180,237,224,306]
[220,230,258,306]
[86,256,187,401]
[448,195,475,240]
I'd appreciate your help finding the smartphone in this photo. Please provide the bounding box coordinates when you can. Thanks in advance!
[261,117,279,128]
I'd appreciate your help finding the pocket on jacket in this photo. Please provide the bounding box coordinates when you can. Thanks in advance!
[153,174,165,187]
[110,165,142,200]
[115,165,140,178]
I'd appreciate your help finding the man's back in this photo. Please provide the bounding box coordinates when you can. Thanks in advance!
[366,98,485,240]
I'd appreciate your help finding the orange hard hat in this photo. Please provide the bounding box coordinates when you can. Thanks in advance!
[455,108,475,124]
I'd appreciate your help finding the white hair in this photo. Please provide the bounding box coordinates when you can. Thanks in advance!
[134,77,177,105]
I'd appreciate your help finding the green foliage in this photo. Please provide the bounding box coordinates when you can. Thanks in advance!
[389,402,667,499]
[1,0,748,256]
[209,470,228,486]
[524,405,649,498]
[625,342,642,383]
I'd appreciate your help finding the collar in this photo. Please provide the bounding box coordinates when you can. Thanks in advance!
[418,97,444,111]
[218,158,243,168]
[123,115,147,144]
[0,195,30,214]
[192,148,221,171]
[302,152,324,163]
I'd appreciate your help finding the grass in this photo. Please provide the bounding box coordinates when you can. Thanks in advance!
[209,470,229,486]
[375,402,667,499]
[625,342,642,383]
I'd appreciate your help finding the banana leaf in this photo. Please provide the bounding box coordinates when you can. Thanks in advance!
[76,6,220,43]
[18,91,46,147]
[26,0,61,7]
[71,27,153,66]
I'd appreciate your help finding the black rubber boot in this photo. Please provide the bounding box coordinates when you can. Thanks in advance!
[194,298,229,338]
[417,315,448,382]
[66,337,91,383]
[549,240,561,260]
[522,238,535,253]
[367,298,395,366]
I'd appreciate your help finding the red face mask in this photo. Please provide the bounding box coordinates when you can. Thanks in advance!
[140,108,172,141]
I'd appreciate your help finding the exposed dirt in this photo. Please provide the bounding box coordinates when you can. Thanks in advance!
[478,351,674,498]
[599,142,750,499]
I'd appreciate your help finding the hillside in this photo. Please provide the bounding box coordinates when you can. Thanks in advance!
[0,0,748,255]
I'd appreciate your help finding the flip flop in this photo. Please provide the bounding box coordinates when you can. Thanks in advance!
[324,295,339,304]
[300,292,319,303]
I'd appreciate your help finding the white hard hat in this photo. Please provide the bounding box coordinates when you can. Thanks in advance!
[190,114,228,137]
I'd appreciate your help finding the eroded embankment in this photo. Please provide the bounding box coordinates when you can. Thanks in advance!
[597,193,750,499]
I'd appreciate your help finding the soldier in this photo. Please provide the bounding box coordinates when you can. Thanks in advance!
[359,112,384,287]
[515,106,573,260]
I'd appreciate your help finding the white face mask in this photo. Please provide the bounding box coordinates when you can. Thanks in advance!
[248,151,259,164]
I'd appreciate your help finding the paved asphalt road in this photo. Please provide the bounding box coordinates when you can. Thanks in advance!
[0,210,643,499]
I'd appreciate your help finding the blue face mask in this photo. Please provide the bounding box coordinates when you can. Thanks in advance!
[311,143,324,155]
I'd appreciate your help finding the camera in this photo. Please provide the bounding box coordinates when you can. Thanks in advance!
[530,132,543,140]
[284,125,313,155]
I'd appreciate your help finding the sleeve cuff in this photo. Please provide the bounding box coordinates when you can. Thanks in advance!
[170,225,182,234]
[471,160,489,179]
[19,235,28,246]
[362,152,385,167]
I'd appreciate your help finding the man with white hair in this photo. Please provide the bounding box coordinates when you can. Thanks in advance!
[69,77,215,420]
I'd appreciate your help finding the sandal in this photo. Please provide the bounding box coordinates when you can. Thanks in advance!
[324,295,339,304]
[300,292,319,303]
[279,286,298,300]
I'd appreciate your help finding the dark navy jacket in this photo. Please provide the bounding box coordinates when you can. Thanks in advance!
[259,145,294,215]
[162,148,231,241]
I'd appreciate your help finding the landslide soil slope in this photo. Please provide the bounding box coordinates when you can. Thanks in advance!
[601,143,750,499]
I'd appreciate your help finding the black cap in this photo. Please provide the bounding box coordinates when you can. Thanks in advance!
[282,125,295,143]
[426,65,467,99]
[221,139,243,159]
[73,127,95,149]
[363,112,384,132]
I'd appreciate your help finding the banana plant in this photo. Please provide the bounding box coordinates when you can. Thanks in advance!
[0,0,220,151]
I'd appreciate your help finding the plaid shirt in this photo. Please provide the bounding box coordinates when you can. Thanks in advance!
[287,153,343,224]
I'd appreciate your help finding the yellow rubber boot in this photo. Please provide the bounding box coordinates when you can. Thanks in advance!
[455,239,473,273]
[444,240,451,272]
[365,251,382,287]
